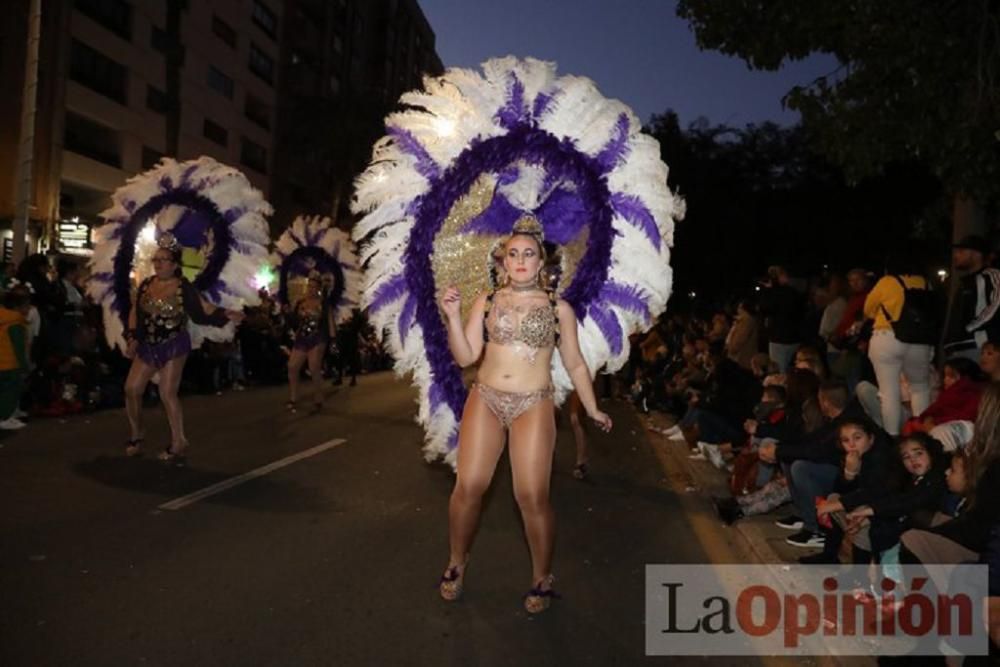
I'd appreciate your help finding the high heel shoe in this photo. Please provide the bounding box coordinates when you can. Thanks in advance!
[523,574,559,614]
[285,400,297,413]
[125,437,144,457]
[439,560,468,601]
[157,445,188,467]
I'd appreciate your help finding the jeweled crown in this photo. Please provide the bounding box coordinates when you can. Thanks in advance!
[157,232,180,251]
[511,215,544,244]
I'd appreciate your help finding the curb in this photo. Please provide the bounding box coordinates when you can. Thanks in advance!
[637,410,878,667]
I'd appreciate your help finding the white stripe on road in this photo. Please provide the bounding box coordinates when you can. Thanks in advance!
[158,438,347,511]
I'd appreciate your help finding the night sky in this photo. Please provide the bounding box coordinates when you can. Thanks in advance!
[418,0,838,127]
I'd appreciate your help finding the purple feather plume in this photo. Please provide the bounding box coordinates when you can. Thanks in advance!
[587,303,623,355]
[600,281,652,323]
[388,126,441,181]
[369,273,408,314]
[610,192,660,250]
[594,114,630,174]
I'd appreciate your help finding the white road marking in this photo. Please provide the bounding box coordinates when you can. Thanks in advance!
[157,438,346,511]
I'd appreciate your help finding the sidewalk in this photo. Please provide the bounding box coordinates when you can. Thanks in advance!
[637,407,878,667]
[638,409,826,565]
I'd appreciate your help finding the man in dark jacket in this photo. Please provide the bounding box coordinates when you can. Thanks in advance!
[759,265,804,373]
[944,235,1000,362]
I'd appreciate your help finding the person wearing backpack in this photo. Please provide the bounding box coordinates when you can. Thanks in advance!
[864,250,938,435]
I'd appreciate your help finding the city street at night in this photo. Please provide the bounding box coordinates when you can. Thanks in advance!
[0,373,759,666]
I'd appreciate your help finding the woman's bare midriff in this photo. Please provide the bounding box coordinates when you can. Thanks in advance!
[476,342,554,393]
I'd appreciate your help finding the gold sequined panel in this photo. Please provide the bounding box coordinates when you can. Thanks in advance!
[429,168,592,321]
[431,173,499,323]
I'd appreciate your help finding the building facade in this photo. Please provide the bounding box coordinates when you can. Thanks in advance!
[270,0,443,231]
[0,0,284,261]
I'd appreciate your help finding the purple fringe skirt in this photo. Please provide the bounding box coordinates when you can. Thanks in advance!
[137,331,192,368]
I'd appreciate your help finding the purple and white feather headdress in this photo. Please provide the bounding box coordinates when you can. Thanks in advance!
[352,57,683,467]
[272,215,361,324]
[87,156,272,351]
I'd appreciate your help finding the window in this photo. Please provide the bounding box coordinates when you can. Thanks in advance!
[141,146,165,170]
[70,40,128,104]
[64,112,121,167]
[244,95,271,130]
[75,0,132,40]
[146,85,168,114]
[252,0,278,38]
[151,25,168,53]
[203,118,228,146]
[249,43,275,84]
[240,137,267,174]
[207,66,234,99]
[212,15,236,48]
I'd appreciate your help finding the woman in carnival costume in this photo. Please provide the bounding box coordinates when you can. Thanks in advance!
[123,234,244,463]
[273,215,361,413]
[88,157,272,465]
[439,216,611,612]
[351,58,682,612]
[285,271,331,412]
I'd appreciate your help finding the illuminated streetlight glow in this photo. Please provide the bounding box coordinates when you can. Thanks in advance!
[139,221,157,245]
[253,265,276,291]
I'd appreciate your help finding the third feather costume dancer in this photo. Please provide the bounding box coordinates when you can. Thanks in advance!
[88,157,271,464]
[352,57,682,612]
[273,215,361,411]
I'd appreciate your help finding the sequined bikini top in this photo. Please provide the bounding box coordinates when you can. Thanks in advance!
[138,279,186,344]
[294,299,322,336]
[483,290,560,351]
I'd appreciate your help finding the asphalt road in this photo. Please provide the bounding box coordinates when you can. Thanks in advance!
[1,372,758,667]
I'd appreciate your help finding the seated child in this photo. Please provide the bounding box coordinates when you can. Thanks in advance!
[799,418,892,564]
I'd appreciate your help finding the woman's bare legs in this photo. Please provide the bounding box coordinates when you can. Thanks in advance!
[446,390,506,579]
[306,344,324,407]
[124,358,157,447]
[509,398,557,590]
[287,348,307,403]
[158,354,188,453]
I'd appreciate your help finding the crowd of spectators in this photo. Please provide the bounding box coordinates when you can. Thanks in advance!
[630,235,1000,630]
[0,254,390,432]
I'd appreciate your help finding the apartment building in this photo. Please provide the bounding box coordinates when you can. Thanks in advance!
[0,0,284,259]
[270,0,443,230]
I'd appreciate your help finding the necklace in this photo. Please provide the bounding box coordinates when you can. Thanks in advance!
[509,283,540,293]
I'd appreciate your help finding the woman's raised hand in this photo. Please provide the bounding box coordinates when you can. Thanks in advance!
[439,285,462,319]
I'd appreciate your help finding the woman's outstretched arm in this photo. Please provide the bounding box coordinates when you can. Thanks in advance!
[556,300,612,431]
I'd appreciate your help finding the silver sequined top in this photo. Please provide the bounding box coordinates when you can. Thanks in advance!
[139,282,186,344]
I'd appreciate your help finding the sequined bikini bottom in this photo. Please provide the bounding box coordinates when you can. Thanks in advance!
[474,382,554,428]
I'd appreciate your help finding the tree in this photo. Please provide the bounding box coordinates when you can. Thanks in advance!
[676,0,1000,236]
[646,111,943,299]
